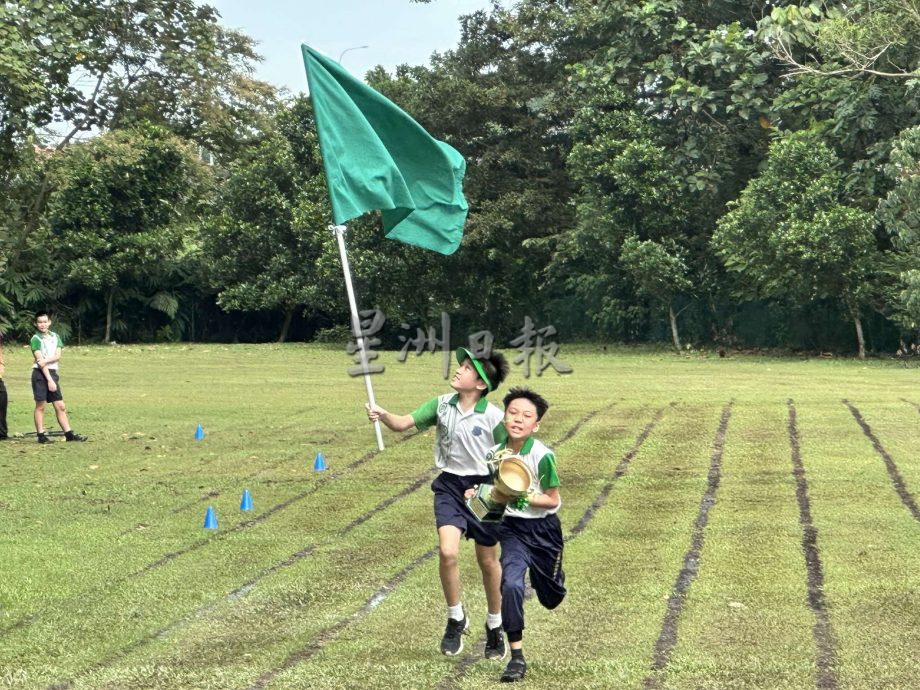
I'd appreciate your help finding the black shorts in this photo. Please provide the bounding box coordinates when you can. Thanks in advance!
[431,471,500,547]
[32,369,63,403]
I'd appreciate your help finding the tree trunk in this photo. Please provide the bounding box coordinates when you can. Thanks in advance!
[278,307,295,343]
[669,302,682,353]
[104,288,114,343]
[854,312,866,360]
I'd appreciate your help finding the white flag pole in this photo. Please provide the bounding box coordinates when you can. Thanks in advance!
[331,223,385,451]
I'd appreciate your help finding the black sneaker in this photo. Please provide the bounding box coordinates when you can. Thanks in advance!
[65,433,87,442]
[37,434,54,444]
[484,624,507,660]
[440,614,469,656]
[501,656,527,683]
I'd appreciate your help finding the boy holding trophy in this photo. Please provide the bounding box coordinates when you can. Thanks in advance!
[366,348,510,659]
[466,387,566,683]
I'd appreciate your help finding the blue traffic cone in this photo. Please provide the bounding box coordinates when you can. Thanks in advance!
[314,451,327,471]
[203,505,218,529]
[194,423,205,440]
[240,488,253,511]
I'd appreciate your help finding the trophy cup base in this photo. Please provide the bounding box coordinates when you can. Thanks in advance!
[466,484,506,523]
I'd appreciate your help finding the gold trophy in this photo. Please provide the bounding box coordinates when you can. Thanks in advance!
[466,448,535,522]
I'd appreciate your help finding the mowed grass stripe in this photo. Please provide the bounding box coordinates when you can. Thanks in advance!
[568,404,670,540]
[656,400,818,690]
[3,428,443,682]
[843,400,920,523]
[241,402,674,690]
[245,547,440,690]
[798,401,920,690]
[76,498,439,689]
[229,406,616,690]
[445,402,721,689]
[643,402,732,689]
[50,466,439,689]
[900,398,920,413]
[0,424,409,632]
[849,400,920,498]
[0,433,419,642]
[67,405,613,689]
[438,404,669,689]
[165,432,340,516]
[128,433,421,578]
[5,472,430,685]
[789,400,839,690]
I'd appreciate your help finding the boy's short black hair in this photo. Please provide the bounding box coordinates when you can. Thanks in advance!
[478,351,509,397]
[502,387,550,420]
[457,348,510,399]
[35,310,50,320]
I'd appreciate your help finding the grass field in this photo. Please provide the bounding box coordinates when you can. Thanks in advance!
[0,343,918,690]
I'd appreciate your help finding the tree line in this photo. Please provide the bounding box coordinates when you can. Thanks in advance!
[2,0,920,357]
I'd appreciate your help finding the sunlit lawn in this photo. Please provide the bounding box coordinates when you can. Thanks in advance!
[1,343,918,689]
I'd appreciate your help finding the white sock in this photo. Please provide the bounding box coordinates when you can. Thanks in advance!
[448,603,465,621]
[486,612,502,630]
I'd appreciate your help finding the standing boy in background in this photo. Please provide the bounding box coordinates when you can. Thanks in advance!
[31,311,86,444]
[367,348,510,659]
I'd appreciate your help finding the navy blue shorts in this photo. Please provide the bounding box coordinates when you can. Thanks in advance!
[500,514,567,636]
[431,471,500,547]
[32,369,63,403]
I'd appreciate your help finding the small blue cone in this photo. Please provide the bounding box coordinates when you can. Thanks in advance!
[194,423,205,440]
[203,505,218,529]
[314,451,327,471]
[240,488,253,511]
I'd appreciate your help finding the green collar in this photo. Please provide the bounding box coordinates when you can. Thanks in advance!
[448,394,489,413]
[500,436,534,455]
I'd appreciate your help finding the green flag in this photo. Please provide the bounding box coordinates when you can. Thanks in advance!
[302,44,468,255]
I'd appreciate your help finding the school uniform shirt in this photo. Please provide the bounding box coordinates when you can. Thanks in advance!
[488,436,561,519]
[411,394,507,476]
[31,331,62,370]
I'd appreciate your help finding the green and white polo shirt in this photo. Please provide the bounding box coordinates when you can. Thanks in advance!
[31,331,63,370]
[411,393,508,476]
[488,436,561,519]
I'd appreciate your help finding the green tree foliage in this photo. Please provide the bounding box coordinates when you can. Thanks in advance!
[45,123,210,342]
[543,1,787,343]
[764,1,920,79]
[878,125,920,332]
[555,78,693,340]
[0,0,275,263]
[5,0,920,353]
[761,3,920,204]
[199,98,341,343]
[712,135,879,357]
[0,0,273,160]
[619,236,692,351]
[0,145,60,333]
[364,2,579,339]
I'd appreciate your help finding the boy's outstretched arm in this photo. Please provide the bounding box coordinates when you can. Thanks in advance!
[366,403,416,432]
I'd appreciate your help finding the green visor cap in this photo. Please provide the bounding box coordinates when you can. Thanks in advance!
[456,347,493,393]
